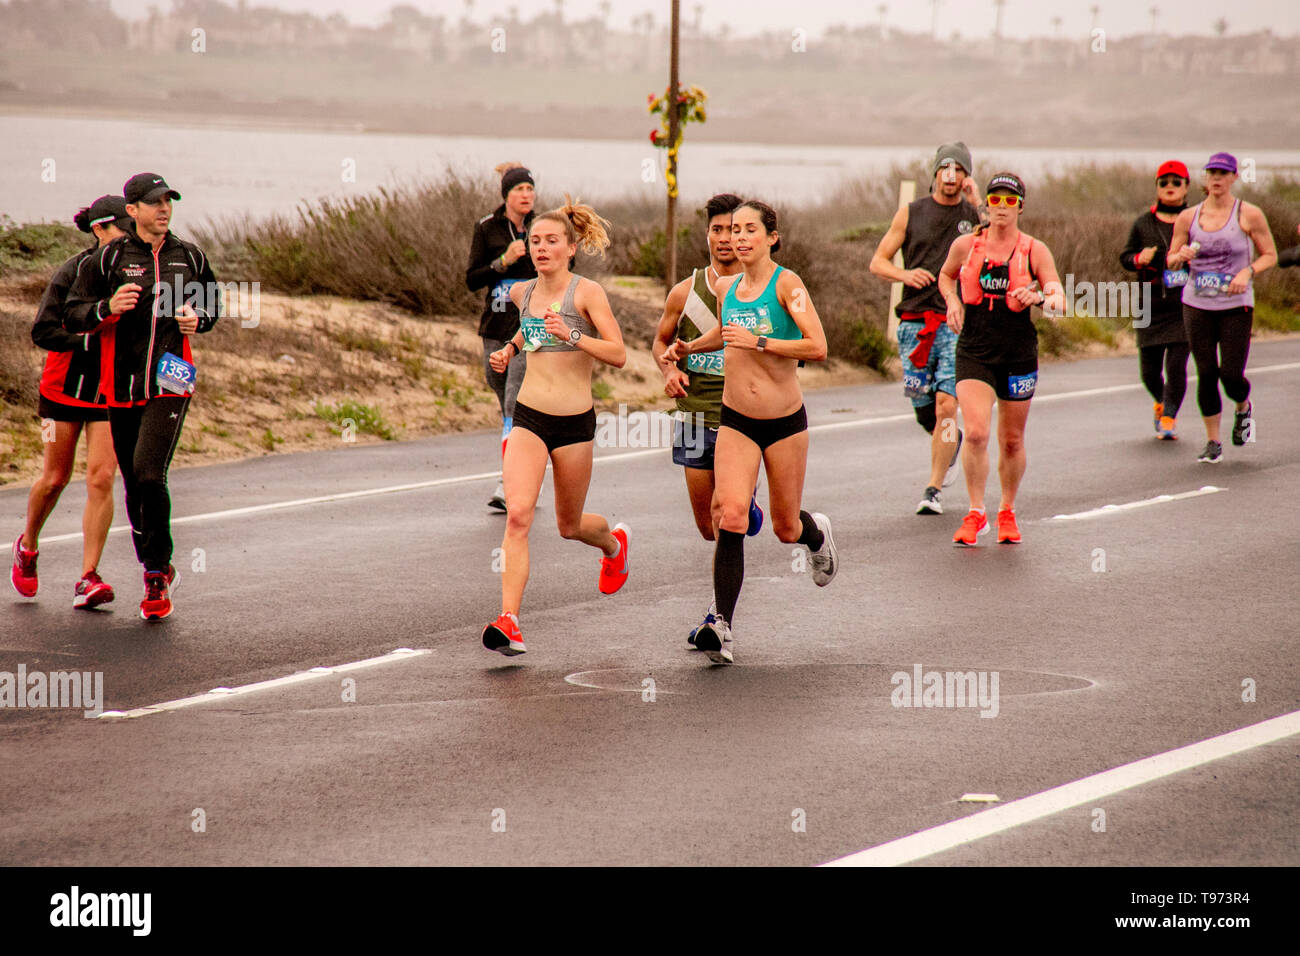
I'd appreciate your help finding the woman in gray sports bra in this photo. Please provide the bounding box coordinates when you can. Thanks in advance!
[480,198,630,658]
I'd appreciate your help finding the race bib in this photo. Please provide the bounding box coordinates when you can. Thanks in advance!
[1191,270,1237,296]
[685,349,725,376]
[156,351,195,396]
[520,313,560,351]
[1006,371,1038,399]
[903,366,933,400]
[1162,269,1189,289]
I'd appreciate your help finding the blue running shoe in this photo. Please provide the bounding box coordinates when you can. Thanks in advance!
[747,492,763,537]
[687,600,716,647]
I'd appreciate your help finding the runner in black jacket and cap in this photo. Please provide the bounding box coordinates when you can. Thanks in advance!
[11,196,129,608]
[1120,160,1192,440]
[466,162,536,512]
[65,172,221,621]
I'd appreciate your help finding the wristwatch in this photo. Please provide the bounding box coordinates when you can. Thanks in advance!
[756,335,768,352]
[568,328,582,345]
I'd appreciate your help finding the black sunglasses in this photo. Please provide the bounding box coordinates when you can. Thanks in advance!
[1158,176,1186,187]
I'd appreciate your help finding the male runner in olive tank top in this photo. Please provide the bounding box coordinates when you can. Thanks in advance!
[870,142,981,516]
[653,193,762,646]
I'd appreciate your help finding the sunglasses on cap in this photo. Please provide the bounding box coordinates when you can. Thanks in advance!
[986,194,1022,208]
[1158,175,1186,187]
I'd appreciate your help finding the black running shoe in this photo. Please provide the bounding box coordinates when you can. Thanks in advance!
[488,481,507,512]
[1197,440,1223,463]
[916,486,942,515]
[1231,403,1253,446]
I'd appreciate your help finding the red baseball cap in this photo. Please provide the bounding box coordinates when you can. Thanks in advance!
[1156,160,1189,180]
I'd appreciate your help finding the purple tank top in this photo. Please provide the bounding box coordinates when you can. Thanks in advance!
[1182,199,1254,310]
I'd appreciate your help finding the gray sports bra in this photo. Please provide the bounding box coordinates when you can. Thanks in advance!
[518,275,599,352]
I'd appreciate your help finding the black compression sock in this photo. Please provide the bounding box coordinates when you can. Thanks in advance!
[713,529,745,626]
[797,510,824,552]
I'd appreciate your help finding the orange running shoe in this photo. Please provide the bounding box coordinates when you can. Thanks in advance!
[952,510,989,547]
[1152,402,1163,434]
[1157,415,1177,440]
[997,508,1021,544]
[482,612,526,656]
[598,523,630,594]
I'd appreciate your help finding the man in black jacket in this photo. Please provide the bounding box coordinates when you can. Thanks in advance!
[466,163,536,511]
[65,172,221,621]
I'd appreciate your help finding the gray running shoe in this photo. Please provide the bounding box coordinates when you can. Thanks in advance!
[917,486,943,515]
[694,614,734,664]
[1197,440,1223,463]
[808,512,838,587]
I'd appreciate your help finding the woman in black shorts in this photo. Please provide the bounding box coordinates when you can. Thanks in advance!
[11,196,128,608]
[938,173,1064,547]
[480,197,629,657]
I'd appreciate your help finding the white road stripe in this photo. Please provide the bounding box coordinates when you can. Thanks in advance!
[822,709,1300,867]
[96,648,430,719]
[32,359,1300,546]
[1049,485,1224,521]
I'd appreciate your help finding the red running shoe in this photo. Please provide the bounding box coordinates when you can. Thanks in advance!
[952,510,989,547]
[11,534,38,597]
[482,612,526,656]
[140,570,172,621]
[598,523,630,595]
[997,508,1022,544]
[73,570,115,610]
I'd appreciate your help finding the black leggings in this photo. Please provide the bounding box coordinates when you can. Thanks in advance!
[109,397,190,573]
[1183,305,1252,417]
[1138,342,1190,418]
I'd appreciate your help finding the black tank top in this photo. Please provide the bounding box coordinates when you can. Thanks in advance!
[897,195,981,317]
[957,260,1038,364]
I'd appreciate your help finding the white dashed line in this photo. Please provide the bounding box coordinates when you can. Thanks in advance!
[822,709,1300,867]
[96,648,430,720]
[1050,485,1224,521]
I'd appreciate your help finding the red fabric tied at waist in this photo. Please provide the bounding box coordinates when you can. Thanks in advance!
[901,310,948,368]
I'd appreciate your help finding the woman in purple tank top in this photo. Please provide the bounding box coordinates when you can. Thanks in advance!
[1167,152,1278,463]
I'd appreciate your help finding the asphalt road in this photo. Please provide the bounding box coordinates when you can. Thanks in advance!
[2,340,1297,866]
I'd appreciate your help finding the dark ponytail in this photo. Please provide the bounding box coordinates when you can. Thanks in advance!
[73,207,93,233]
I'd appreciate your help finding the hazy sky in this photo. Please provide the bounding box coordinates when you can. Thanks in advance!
[107,0,1299,39]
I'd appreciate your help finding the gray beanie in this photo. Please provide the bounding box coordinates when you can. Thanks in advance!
[932,142,973,180]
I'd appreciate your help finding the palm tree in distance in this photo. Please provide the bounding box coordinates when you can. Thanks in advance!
[993,0,1005,39]
[693,3,703,32]
[1052,15,1063,38]
[1090,4,1101,32]
[930,0,942,40]
[1149,5,1159,35]
[877,3,888,38]
[1213,17,1228,37]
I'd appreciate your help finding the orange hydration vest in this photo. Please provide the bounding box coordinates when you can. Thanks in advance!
[959,231,1037,312]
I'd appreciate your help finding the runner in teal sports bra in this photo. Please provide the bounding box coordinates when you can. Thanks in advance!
[664,199,840,665]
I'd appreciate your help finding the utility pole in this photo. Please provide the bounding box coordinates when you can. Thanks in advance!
[666,0,681,290]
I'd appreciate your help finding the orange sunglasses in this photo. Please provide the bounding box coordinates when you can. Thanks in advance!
[986,194,1022,208]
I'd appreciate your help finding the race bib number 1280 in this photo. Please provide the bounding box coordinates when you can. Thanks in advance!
[155,351,195,395]
[1006,371,1038,399]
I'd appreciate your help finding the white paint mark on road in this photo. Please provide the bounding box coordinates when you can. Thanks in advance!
[822,709,1300,867]
[97,647,429,720]
[34,361,1300,546]
[1050,485,1224,521]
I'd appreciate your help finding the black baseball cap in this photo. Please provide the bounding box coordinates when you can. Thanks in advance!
[78,195,132,233]
[124,172,181,205]
[985,171,1026,199]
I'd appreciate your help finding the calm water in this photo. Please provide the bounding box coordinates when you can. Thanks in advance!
[3,114,1297,230]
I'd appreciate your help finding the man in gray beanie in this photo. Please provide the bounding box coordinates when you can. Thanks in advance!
[870,142,982,516]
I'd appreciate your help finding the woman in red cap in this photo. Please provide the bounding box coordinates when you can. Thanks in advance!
[1167,152,1278,463]
[1120,161,1192,439]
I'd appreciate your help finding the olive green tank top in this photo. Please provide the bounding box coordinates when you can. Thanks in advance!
[674,268,725,428]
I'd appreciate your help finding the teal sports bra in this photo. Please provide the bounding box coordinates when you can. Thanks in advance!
[720,265,801,341]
